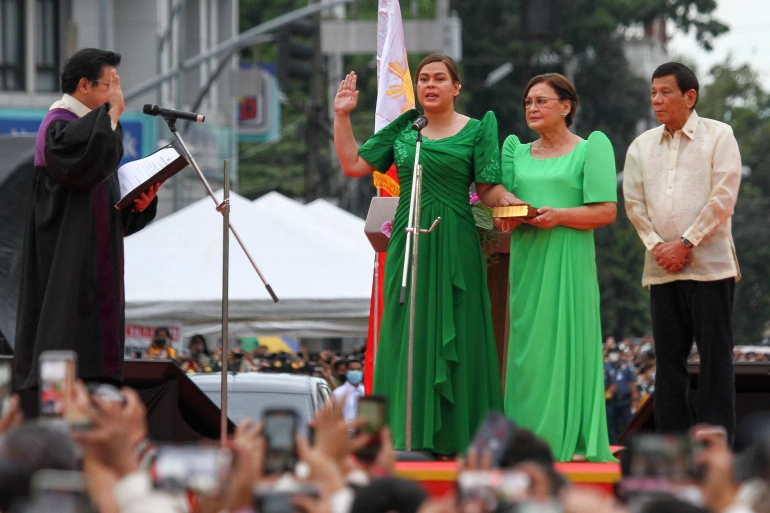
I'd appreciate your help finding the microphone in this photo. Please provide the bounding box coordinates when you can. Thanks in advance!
[142,104,205,123]
[411,116,428,131]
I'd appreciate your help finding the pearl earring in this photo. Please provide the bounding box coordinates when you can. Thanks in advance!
[562,113,567,117]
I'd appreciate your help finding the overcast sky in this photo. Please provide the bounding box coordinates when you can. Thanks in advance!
[668,0,770,89]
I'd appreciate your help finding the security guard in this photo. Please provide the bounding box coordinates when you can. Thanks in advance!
[604,347,638,444]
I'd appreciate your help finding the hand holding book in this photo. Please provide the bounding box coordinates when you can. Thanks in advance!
[131,182,163,212]
[115,145,188,210]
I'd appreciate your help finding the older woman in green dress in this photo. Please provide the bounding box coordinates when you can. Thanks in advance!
[333,54,517,455]
[499,73,617,462]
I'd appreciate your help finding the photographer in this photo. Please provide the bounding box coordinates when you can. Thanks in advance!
[69,381,189,513]
[147,327,178,361]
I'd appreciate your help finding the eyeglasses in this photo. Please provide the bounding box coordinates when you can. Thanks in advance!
[521,97,561,109]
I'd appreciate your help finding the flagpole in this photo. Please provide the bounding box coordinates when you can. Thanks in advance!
[372,188,381,368]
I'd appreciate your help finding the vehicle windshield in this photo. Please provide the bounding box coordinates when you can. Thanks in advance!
[202,390,314,431]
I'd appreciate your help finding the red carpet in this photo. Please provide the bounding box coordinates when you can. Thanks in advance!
[395,459,621,496]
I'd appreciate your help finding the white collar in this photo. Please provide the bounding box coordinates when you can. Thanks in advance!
[344,381,364,392]
[49,94,91,118]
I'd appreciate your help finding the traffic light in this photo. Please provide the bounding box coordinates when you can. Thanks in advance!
[275,17,318,86]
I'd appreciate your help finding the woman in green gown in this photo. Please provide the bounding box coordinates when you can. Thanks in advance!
[333,54,517,455]
[499,74,617,462]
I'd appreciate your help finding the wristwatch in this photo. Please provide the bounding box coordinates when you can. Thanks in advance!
[680,236,693,248]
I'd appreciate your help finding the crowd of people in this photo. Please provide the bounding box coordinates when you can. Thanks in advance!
[6,40,752,513]
[129,327,769,447]
[131,328,366,393]
[1,376,770,513]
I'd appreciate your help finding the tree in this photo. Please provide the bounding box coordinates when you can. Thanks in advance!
[237,0,731,339]
[452,0,725,340]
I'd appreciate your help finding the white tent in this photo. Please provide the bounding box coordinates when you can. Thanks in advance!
[124,191,375,338]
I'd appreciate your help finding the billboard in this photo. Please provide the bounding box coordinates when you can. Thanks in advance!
[0,108,158,165]
[234,65,281,143]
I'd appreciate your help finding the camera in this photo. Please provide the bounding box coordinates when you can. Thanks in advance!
[467,411,517,468]
[25,470,94,513]
[263,409,299,475]
[354,396,387,462]
[254,483,319,513]
[457,470,531,513]
[619,433,705,499]
[153,445,232,495]
[0,361,11,418]
[86,383,126,406]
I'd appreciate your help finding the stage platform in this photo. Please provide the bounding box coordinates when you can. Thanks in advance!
[394,460,621,497]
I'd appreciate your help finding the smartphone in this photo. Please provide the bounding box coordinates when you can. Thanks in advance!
[263,409,299,475]
[354,395,387,462]
[0,361,11,418]
[86,383,126,406]
[620,433,706,498]
[457,470,530,513]
[28,469,93,513]
[467,410,517,468]
[254,483,319,513]
[153,445,232,495]
[38,350,77,420]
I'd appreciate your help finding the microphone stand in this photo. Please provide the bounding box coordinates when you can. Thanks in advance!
[161,116,279,303]
[220,160,230,447]
[400,125,440,451]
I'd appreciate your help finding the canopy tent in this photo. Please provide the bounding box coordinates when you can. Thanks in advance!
[124,191,374,339]
[0,135,37,353]
[239,335,300,353]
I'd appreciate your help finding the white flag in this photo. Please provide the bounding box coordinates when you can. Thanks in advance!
[375,0,415,132]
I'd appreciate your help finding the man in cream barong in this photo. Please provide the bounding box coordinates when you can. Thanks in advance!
[624,62,742,443]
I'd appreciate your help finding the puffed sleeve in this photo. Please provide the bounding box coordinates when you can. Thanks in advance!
[358,109,419,172]
[473,111,501,184]
[500,134,521,192]
[583,131,618,204]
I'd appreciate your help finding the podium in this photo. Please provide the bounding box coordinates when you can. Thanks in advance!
[484,231,512,384]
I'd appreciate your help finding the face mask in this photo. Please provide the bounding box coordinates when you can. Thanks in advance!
[609,353,620,363]
[346,370,363,385]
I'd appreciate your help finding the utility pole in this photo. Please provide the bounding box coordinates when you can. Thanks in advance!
[306,0,325,202]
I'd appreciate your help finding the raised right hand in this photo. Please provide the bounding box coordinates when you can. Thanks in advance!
[107,69,125,124]
[334,72,359,116]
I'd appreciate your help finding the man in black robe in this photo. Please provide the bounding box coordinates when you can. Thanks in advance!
[13,48,160,416]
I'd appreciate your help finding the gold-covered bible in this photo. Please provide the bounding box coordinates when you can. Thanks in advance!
[492,204,537,219]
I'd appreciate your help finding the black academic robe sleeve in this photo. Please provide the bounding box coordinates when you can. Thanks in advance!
[44,104,123,192]
[122,197,158,236]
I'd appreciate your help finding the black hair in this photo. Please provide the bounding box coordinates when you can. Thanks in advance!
[0,423,79,510]
[351,477,427,513]
[334,360,348,370]
[499,428,555,470]
[652,62,699,108]
[154,326,171,338]
[189,334,210,355]
[60,48,121,94]
[498,428,564,494]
